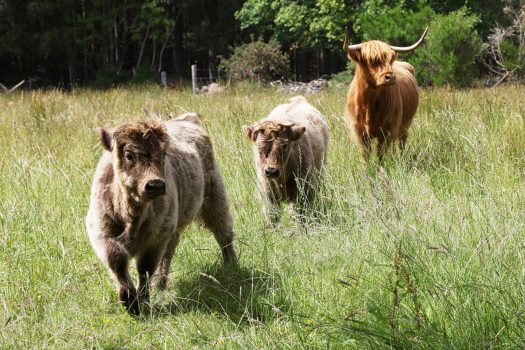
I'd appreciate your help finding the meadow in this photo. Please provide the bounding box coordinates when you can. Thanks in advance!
[0,84,524,349]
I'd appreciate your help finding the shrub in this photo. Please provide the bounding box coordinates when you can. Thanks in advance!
[330,61,355,86]
[219,38,290,83]
[131,66,158,84]
[93,68,127,89]
[412,8,484,86]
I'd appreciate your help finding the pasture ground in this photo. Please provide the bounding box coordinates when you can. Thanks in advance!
[1,84,524,349]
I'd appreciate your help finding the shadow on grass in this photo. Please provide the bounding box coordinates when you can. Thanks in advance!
[151,262,288,325]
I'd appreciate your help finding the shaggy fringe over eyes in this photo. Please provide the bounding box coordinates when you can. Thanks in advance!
[254,120,294,134]
[360,40,394,65]
[113,120,168,144]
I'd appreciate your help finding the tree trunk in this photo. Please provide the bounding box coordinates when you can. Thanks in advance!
[114,17,119,65]
[151,40,157,70]
[135,22,151,72]
[172,11,184,77]
[158,10,180,73]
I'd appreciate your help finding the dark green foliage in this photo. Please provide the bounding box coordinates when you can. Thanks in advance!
[0,0,522,87]
[131,66,158,85]
[355,0,434,45]
[0,0,244,86]
[427,0,509,37]
[354,1,484,86]
[330,61,355,85]
[412,8,484,86]
[235,0,356,50]
[219,38,290,83]
[500,39,525,77]
[93,68,127,89]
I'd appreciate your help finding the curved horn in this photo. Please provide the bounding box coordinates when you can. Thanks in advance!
[389,27,428,53]
[343,27,349,52]
[343,27,362,52]
[347,42,362,51]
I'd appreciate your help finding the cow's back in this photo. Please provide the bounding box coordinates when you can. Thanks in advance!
[164,119,215,223]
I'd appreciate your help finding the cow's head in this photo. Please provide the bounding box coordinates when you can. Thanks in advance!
[344,28,428,88]
[243,120,306,179]
[99,120,169,204]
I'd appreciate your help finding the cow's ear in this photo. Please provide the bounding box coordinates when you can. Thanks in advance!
[242,125,256,141]
[347,50,361,63]
[98,128,113,151]
[288,125,306,141]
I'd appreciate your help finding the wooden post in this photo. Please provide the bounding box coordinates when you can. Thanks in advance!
[160,71,167,88]
[191,64,198,94]
[8,80,25,93]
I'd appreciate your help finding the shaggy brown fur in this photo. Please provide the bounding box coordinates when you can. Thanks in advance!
[243,96,328,222]
[86,114,237,315]
[346,40,421,161]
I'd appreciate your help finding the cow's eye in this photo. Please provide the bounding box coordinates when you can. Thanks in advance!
[282,143,288,150]
[124,151,135,162]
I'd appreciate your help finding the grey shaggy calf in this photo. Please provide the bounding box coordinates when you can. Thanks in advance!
[243,96,329,222]
[86,113,237,315]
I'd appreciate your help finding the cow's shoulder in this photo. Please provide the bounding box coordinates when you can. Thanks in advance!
[394,61,415,75]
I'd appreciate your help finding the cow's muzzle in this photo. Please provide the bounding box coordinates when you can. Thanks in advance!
[264,167,280,178]
[380,72,396,86]
[144,179,166,197]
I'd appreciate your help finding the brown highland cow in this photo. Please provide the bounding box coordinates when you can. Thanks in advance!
[344,28,428,162]
[243,96,328,223]
[86,113,237,315]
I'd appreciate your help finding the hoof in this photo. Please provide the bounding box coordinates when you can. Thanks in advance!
[119,287,140,316]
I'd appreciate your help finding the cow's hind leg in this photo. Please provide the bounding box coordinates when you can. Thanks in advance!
[200,174,237,264]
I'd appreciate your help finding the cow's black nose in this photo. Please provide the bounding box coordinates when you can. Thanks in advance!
[264,167,279,178]
[145,180,166,196]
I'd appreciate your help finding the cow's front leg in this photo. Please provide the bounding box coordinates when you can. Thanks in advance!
[263,192,282,224]
[258,181,282,224]
[355,129,372,164]
[103,240,139,315]
[376,133,392,163]
[296,180,315,223]
[136,246,165,309]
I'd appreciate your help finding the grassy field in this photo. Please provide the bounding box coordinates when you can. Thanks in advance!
[0,84,524,349]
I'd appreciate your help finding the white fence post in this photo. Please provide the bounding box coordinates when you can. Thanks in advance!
[160,71,167,88]
[191,64,198,94]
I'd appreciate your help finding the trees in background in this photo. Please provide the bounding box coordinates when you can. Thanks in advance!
[0,0,243,87]
[0,0,522,87]
[235,0,355,79]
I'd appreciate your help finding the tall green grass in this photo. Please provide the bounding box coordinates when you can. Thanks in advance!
[0,85,524,349]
